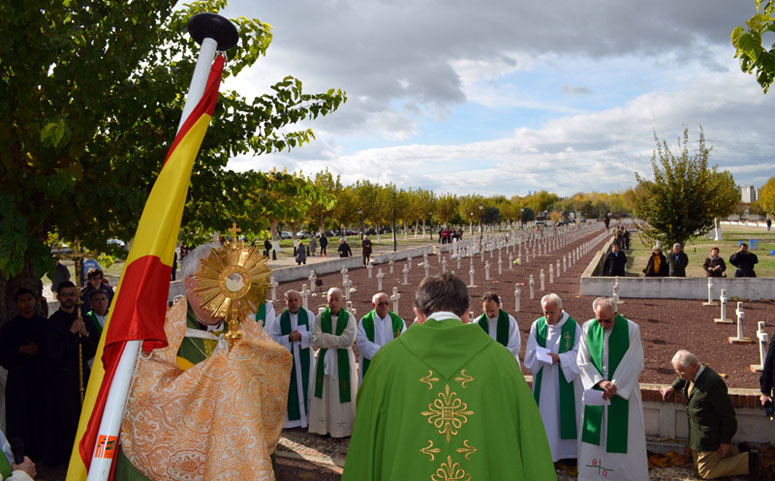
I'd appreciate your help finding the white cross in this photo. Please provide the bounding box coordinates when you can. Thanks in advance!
[402,265,410,285]
[341,265,348,284]
[367,262,374,279]
[485,261,490,281]
[755,321,769,371]
[563,255,567,273]
[529,275,535,299]
[703,277,715,305]
[389,257,395,273]
[391,287,400,315]
[508,253,513,270]
[539,269,545,291]
[549,264,554,284]
[376,268,385,291]
[300,283,311,311]
[498,257,503,276]
[456,255,461,270]
[468,265,476,287]
[556,260,561,278]
[308,270,316,286]
[269,276,278,301]
[407,256,412,270]
[343,278,352,301]
[442,257,447,274]
[423,261,430,279]
[514,285,521,312]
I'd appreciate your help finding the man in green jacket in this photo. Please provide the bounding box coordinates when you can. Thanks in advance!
[343,273,555,480]
[660,350,760,480]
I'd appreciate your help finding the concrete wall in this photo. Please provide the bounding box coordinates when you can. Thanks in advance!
[580,237,775,300]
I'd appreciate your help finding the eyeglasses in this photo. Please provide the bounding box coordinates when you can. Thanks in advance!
[376,301,390,306]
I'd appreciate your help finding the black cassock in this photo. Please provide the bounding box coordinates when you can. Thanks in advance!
[0,314,47,460]
[44,309,100,466]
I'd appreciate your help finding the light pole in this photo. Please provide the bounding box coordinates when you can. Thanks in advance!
[392,191,397,252]
[469,212,474,236]
[358,207,364,240]
[429,210,433,241]
[479,203,484,244]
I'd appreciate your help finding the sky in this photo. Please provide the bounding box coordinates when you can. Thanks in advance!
[219,0,774,197]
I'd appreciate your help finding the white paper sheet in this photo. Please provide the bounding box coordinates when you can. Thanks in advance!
[535,346,553,365]
[584,389,611,406]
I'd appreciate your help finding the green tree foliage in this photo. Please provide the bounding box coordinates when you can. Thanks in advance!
[306,169,340,234]
[732,0,775,93]
[0,0,346,319]
[631,128,739,247]
[760,176,775,217]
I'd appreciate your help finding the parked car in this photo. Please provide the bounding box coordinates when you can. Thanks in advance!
[366,228,377,235]
[107,238,126,248]
[296,231,311,239]
[280,231,292,239]
[323,230,336,237]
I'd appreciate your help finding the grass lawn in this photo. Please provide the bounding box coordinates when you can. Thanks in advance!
[628,225,775,277]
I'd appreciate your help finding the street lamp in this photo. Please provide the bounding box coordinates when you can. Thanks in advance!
[479,203,484,244]
[392,192,398,252]
[358,207,364,240]
[469,212,474,236]
[429,210,433,241]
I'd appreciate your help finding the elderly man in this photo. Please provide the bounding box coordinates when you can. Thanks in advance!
[0,289,47,461]
[661,350,759,480]
[356,292,406,384]
[576,297,648,481]
[524,293,583,463]
[343,273,556,480]
[115,244,291,480]
[361,235,373,266]
[602,243,627,277]
[308,287,358,438]
[267,290,316,429]
[667,242,689,277]
[475,292,521,365]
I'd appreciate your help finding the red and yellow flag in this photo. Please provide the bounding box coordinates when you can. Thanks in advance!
[66,55,225,481]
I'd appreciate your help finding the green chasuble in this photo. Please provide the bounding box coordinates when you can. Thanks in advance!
[533,315,578,440]
[279,308,311,421]
[255,302,267,327]
[315,308,353,403]
[581,314,630,453]
[359,309,404,379]
[0,450,11,480]
[342,318,556,481]
[476,309,510,346]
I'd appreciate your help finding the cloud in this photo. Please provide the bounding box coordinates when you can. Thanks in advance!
[562,85,593,96]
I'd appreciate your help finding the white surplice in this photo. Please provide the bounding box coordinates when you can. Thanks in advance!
[524,311,583,462]
[482,312,521,366]
[576,317,648,481]
[248,301,275,328]
[308,310,358,438]
[355,312,406,384]
[266,308,316,428]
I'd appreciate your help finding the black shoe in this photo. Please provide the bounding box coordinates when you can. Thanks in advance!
[738,441,751,453]
[749,452,761,481]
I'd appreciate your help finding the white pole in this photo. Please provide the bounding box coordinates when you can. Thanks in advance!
[87,23,226,481]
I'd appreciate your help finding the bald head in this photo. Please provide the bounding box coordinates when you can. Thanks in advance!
[372,292,390,318]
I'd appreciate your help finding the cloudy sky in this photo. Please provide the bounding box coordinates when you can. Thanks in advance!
[220,0,774,197]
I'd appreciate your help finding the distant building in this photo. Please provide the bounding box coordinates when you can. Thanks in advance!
[738,184,757,204]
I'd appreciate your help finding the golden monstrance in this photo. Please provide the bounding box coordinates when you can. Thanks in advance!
[193,235,271,349]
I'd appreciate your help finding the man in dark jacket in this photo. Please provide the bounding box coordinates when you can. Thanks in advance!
[602,243,627,276]
[667,243,689,277]
[729,243,758,277]
[703,247,726,277]
[661,350,759,480]
[338,238,353,257]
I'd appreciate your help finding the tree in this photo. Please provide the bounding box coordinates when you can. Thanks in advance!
[306,169,340,234]
[760,176,775,217]
[631,128,739,247]
[521,207,535,224]
[435,194,459,226]
[731,0,775,93]
[0,1,346,321]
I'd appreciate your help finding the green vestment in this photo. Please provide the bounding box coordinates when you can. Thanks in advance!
[342,317,556,481]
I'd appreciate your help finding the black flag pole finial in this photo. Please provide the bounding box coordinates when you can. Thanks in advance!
[188,13,239,51]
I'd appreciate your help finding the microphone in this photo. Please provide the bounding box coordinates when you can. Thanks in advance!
[10,437,24,464]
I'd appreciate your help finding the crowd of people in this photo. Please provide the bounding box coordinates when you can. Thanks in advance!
[0,238,769,481]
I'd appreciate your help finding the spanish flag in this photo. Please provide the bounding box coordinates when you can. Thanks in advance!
[66,55,225,481]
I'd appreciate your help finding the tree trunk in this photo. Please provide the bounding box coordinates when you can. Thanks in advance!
[270,219,281,252]
[0,260,46,327]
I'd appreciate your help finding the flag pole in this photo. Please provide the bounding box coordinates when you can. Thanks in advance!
[85,13,238,481]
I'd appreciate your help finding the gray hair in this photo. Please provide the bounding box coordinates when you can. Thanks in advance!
[327,287,342,299]
[592,297,617,314]
[181,243,219,279]
[541,293,563,310]
[372,292,388,304]
[672,349,700,368]
[284,289,299,299]
[673,243,682,249]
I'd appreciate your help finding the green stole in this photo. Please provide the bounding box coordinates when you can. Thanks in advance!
[359,309,404,379]
[0,451,11,480]
[581,314,630,453]
[86,310,104,334]
[177,306,211,364]
[533,315,578,439]
[476,309,510,346]
[314,308,352,403]
[255,303,267,327]
[280,308,311,421]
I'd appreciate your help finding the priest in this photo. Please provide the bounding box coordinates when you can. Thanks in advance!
[343,273,556,480]
[524,293,583,463]
[577,297,648,481]
[475,292,521,365]
[267,289,316,429]
[356,292,406,385]
[115,244,292,480]
[308,287,358,438]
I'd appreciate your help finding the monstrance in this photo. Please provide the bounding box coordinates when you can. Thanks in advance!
[193,239,272,349]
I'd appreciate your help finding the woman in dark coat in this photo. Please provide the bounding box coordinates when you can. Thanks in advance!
[643,247,668,277]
